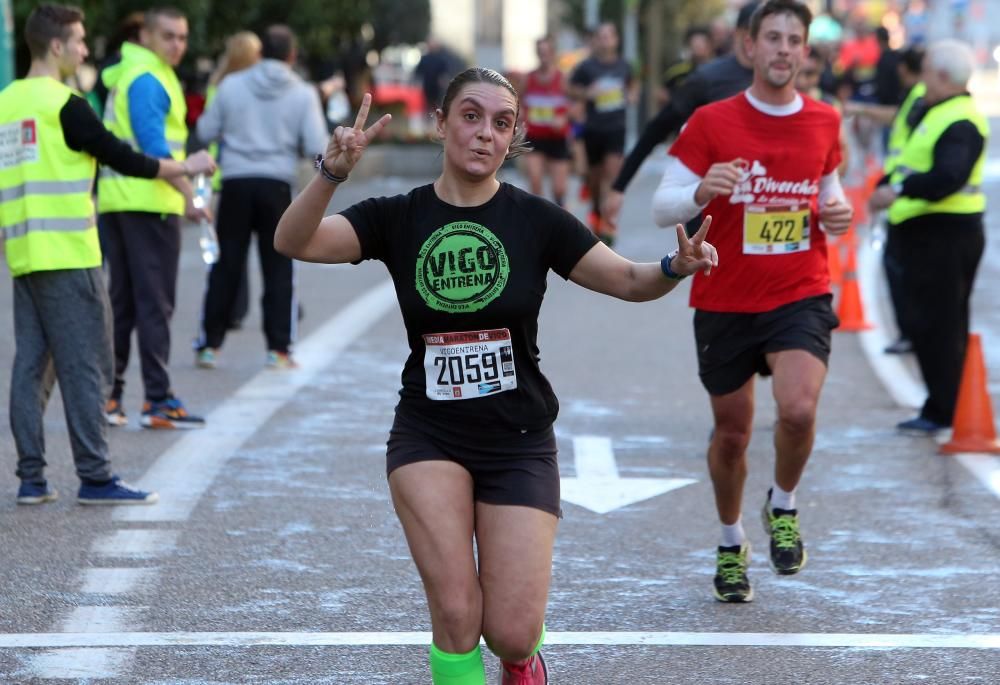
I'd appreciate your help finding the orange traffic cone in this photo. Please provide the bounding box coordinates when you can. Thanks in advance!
[827,235,843,286]
[835,244,873,331]
[940,333,1000,454]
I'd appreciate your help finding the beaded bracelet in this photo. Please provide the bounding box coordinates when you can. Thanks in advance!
[314,154,348,184]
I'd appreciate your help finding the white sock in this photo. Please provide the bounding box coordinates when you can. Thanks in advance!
[770,483,796,511]
[720,519,746,548]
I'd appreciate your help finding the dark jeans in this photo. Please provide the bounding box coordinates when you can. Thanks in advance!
[197,177,296,354]
[11,268,114,483]
[896,214,985,425]
[98,211,181,402]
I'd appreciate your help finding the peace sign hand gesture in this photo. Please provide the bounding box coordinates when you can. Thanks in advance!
[672,215,718,277]
[322,93,392,178]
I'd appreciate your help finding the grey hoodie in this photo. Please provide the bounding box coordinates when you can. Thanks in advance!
[197,59,328,186]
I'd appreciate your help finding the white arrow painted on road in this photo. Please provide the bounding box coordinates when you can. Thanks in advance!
[560,435,696,514]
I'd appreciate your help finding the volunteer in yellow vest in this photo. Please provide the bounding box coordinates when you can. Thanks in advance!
[870,39,989,435]
[0,4,214,505]
[97,6,209,429]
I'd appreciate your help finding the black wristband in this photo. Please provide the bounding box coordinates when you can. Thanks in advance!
[660,249,687,280]
[314,154,348,184]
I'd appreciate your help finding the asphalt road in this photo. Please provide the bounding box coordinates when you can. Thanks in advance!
[1,107,998,683]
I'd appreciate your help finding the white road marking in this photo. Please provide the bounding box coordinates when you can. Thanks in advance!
[91,530,178,559]
[79,568,158,595]
[857,241,1000,498]
[1,631,997,650]
[59,607,137,633]
[114,279,397,523]
[561,436,696,514]
[955,453,1000,498]
[27,648,133,679]
[856,240,925,409]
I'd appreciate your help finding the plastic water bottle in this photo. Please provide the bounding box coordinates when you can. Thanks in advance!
[193,173,219,265]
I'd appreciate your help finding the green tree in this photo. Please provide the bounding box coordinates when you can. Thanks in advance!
[12,0,430,79]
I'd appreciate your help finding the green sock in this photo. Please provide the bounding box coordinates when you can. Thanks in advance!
[429,643,486,685]
[529,624,547,657]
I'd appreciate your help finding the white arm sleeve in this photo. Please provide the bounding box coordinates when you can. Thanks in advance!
[651,155,708,228]
[817,171,846,206]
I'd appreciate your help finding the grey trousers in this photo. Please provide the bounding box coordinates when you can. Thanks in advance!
[10,268,114,484]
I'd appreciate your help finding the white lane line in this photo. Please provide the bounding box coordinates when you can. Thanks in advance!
[27,648,133,679]
[857,240,1000,498]
[59,607,139,633]
[955,453,1000,498]
[91,530,178,559]
[1,631,997,650]
[79,568,158,595]
[115,279,397,523]
[856,240,924,409]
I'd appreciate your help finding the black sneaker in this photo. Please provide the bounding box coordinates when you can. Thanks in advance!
[713,543,753,603]
[762,495,807,575]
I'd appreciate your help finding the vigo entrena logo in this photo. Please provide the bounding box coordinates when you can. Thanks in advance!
[415,221,510,313]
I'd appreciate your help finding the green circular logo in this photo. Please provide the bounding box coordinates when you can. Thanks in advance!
[416,221,509,313]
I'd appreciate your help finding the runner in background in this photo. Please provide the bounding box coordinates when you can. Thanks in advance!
[651,0,853,604]
[569,21,636,246]
[521,36,571,207]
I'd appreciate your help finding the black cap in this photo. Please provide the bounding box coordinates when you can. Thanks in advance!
[736,1,761,30]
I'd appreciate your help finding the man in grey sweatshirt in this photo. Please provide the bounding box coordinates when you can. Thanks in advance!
[195,24,328,368]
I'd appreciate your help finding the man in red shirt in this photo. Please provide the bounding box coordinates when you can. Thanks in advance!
[652,0,852,603]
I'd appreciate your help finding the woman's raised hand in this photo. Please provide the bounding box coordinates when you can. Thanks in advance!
[323,93,392,177]
[674,215,718,277]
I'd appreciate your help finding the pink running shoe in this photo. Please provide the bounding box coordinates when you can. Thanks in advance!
[499,652,547,684]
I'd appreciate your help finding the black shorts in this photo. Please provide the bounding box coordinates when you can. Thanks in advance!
[526,136,571,161]
[582,128,625,166]
[386,413,561,517]
[693,294,839,396]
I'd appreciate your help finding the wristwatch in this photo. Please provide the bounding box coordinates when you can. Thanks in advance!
[660,250,687,281]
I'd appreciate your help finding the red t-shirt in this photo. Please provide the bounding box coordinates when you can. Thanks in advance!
[522,69,570,140]
[669,93,842,313]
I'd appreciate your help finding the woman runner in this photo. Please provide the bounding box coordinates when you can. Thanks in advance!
[275,67,717,685]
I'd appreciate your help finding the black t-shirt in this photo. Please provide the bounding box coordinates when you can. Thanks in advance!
[343,182,598,438]
[570,56,632,133]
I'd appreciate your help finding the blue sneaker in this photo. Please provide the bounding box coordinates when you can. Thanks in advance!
[896,416,948,436]
[16,481,59,505]
[77,476,158,505]
[141,395,205,429]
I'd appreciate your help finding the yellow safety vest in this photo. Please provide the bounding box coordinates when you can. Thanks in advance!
[883,82,926,176]
[98,43,187,215]
[0,78,100,277]
[888,94,988,225]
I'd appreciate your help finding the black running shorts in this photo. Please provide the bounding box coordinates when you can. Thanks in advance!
[386,413,562,517]
[693,294,839,396]
[582,128,625,166]
[527,136,571,161]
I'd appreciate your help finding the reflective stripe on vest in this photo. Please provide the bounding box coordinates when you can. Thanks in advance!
[888,94,988,225]
[0,78,101,277]
[97,43,187,215]
[0,178,93,203]
[2,216,95,239]
[884,82,925,176]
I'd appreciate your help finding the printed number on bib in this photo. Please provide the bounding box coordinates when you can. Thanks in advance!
[743,204,810,255]
[423,329,516,401]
